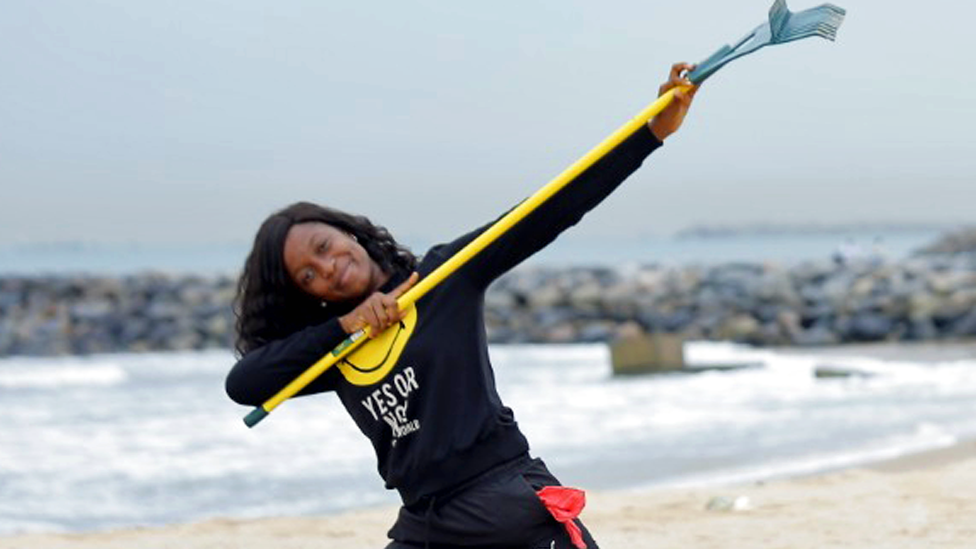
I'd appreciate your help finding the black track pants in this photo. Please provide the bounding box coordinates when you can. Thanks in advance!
[385,456,599,549]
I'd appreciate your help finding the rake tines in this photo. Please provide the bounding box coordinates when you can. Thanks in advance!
[771,0,847,43]
[687,0,847,85]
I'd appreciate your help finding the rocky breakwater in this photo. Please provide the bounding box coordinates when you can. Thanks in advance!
[2,228,975,357]
[0,274,236,356]
[485,252,976,346]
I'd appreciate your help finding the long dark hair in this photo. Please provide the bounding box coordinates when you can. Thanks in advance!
[234,201,417,356]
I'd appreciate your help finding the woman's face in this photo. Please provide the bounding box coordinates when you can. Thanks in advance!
[282,222,382,303]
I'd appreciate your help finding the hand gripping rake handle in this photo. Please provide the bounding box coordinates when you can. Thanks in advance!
[242,87,685,427]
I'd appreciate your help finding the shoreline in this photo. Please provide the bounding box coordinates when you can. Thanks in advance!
[4,438,974,548]
[773,340,976,363]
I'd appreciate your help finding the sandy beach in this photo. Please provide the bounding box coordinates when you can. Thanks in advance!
[4,439,974,549]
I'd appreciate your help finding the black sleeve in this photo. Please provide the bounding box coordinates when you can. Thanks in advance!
[434,125,662,287]
[225,319,348,406]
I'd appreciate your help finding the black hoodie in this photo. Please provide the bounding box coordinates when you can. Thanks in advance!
[226,126,662,506]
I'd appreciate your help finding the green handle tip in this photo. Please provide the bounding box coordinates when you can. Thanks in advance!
[244,407,269,428]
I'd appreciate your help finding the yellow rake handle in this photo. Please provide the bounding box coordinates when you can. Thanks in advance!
[244,86,686,427]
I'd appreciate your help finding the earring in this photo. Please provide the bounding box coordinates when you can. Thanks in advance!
[320,300,328,308]
[350,234,358,242]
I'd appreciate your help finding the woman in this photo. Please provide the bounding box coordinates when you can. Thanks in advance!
[226,63,699,548]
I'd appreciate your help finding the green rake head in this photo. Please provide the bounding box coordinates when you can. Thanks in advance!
[688,0,846,85]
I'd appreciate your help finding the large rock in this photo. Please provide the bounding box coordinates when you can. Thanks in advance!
[566,281,604,313]
[908,292,941,322]
[578,322,615,343]
[950,311,976,337]
[814,364,875,379]
[914,227,976,255]
[792,326,839,346]
[715,314,761,342]
[928,271,976,294]
[846,313,895,342]
[610,326,685,375]
[905,319,939,341]
[526,284,563,309]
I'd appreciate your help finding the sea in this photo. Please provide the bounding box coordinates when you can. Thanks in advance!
[2,227,974,535]
[2,343,976,535]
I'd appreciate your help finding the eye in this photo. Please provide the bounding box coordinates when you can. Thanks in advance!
[316,240,329,255]
[301,269,315,285]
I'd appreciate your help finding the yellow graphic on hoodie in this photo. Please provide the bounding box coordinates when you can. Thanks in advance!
[337,304,417,386]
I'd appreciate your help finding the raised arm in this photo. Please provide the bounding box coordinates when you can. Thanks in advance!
[436,63,698,288]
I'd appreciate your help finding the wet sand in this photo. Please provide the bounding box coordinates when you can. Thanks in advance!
[3,439,974,548]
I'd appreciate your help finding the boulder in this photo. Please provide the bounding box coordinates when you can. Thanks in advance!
[792,326,839,346]
[578,322,615,343]
[610,329,685,375]
[814,364,875,379]
[905,319,939,341]
[715,314,761,342]
[914,227,976,255]
[950,311,976,338]
[846,313,895,342]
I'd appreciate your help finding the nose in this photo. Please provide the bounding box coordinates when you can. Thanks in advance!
[313,254,338,281]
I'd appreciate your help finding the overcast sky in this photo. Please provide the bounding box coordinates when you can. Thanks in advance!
[1,0,973,247]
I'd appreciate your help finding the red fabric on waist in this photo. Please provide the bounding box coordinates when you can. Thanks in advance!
[536,486,587,549]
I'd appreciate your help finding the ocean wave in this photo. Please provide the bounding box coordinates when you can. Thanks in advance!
[0,517,69,536]
[0,363,127,389]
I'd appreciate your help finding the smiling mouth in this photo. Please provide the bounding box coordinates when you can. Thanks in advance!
[337,260,351,289]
